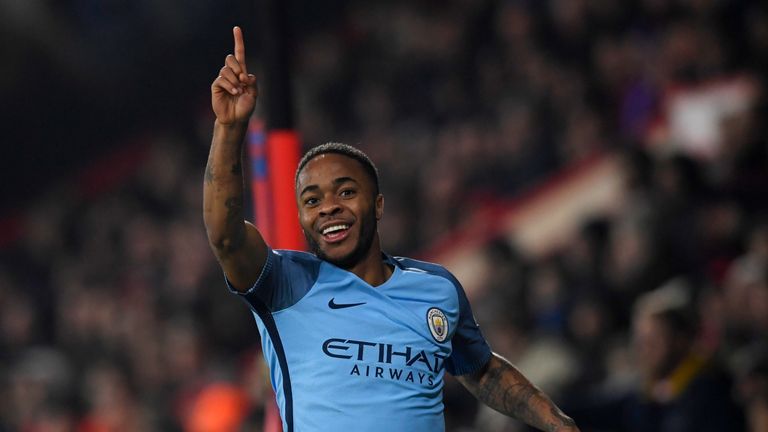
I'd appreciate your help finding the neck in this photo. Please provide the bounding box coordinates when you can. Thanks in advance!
[346,235,392,286]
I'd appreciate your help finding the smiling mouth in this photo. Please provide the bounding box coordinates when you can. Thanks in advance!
[321,224,350,243]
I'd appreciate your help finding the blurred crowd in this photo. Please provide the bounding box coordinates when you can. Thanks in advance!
[2,0,768,431]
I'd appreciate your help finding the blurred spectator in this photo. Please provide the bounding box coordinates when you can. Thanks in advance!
[571,280,745,431]
[734,344,768,432]
[628,281,743,431]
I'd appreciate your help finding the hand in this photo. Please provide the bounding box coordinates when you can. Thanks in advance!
[211,26,258,125]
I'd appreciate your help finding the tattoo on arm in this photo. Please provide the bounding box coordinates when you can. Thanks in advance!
[469,355,578,431]
[225,196,244,229]
[204,123,253,266]
[211,196,246,255]
[546,406,577,431]
[225,196,243,213]
[231,159,242,176]
[205,160,214,184]
[478,361,538,426]
[204,141,216,184]
[204,139,242,184]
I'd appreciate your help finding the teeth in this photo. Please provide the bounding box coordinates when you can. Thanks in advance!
[322,224,349,235]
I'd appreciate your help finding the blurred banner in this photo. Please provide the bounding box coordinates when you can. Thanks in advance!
[247,119,291,432]
[247,118,303,432]
[248,126,303,432]
[266,130,304,251]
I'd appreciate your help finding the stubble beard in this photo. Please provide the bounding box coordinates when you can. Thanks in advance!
[304,209,378,270]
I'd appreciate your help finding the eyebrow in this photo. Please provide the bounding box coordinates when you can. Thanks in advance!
[299,177,359,197]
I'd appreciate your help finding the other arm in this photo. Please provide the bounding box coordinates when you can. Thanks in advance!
[203,26,267,291]
[456,353,579,432]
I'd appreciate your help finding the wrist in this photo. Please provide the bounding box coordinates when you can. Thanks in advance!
[215,118,250,129]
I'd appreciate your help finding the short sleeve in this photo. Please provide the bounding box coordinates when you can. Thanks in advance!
[226,248,321,312]
[445,282,492,376]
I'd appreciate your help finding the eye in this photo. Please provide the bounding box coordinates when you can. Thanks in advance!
[340,189,356,198]
[304,197,319,207]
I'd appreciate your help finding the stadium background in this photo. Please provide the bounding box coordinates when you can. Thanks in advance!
[1,0,767,431]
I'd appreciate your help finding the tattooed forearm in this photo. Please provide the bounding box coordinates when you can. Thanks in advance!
[203,122,246,248]
[511,384,539,426]
[204,137,217,185]
[204,142,242,185]
[545,407,577,432]
[459,353,579,432]
[203,120,268,290]
[205,160,215,184]
[477,359,539,425]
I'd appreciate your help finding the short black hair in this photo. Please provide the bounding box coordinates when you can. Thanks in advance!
[295,142,380,195]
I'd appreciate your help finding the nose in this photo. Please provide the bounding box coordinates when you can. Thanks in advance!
[318,198,342,217]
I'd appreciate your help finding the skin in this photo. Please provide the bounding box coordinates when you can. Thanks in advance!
[634,314,675,380]
[633,313,690,381]
[457,354,578,432]
[296,153,390,284]
[203,26,579,432]
[204,26,266,291]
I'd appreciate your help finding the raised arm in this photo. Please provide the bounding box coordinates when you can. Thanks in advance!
[203,26,267,291]
[456,353,580,432]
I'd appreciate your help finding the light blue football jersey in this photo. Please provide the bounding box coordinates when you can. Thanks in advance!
[227,248,492,432]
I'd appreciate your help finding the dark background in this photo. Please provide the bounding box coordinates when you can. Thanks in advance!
[2,1,768,431]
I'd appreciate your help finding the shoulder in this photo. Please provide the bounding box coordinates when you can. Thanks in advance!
[273,249,322,265]
[260,249,323,311]
[269,249,323,280]
[391,256,462,289]
[392,255,478,317]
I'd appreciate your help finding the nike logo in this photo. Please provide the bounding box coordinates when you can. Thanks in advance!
[328,298,366,309]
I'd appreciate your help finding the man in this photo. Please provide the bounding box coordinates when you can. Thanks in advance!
[625,283,744,431]
[204,26,579,432]
[567,282,745,432]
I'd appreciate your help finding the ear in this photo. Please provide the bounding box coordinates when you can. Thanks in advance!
[375,194,384,220]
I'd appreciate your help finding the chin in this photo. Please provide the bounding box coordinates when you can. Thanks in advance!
[320,247,361,269]
[305,219,376,269]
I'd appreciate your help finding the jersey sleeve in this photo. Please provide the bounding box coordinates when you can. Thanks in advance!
[225,247,320,312]
[445,279,492,376]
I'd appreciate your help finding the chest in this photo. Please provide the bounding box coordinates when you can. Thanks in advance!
[272,267,459,375]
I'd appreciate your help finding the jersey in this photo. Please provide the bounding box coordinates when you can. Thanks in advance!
[227,248,492,432]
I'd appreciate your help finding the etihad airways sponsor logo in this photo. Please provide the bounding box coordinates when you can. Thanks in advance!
[322,338,448,386]
[348,364,436,386]
[322,338,447,372]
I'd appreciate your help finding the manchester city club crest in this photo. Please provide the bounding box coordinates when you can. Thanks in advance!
[427,307,448,342]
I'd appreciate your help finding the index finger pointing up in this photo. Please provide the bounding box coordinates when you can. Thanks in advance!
[233,26,247,73]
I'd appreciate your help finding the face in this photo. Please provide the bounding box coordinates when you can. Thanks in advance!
[296,153,383,268]
[633,314,684,380]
